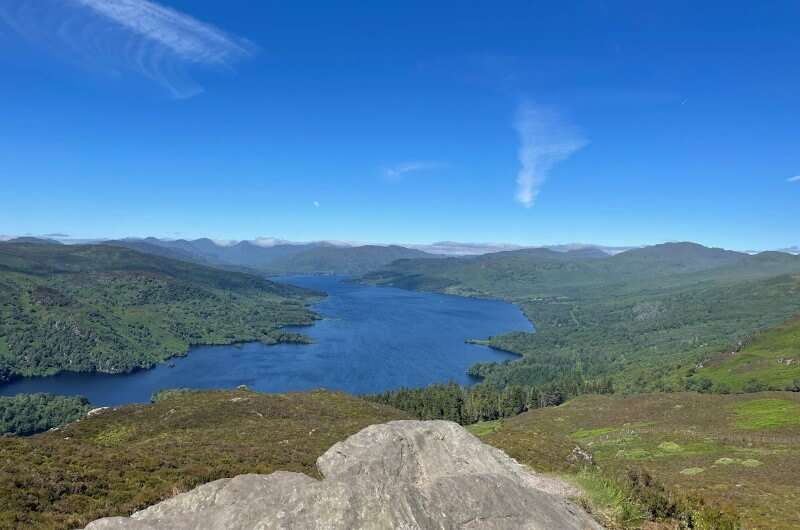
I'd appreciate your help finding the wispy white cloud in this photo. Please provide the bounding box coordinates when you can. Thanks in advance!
[0,0,254,97]
[383,161,446,180]
[788,175,800,183]
[252,237,291,248]
[211,239,238,247]
[73,0,251,64]
[513,103,586,207]
[313,201,320,208]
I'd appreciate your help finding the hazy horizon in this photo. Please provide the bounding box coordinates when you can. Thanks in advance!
[2,232,798,256]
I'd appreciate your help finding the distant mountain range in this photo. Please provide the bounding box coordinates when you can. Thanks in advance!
[99,238,435,276]
[361,241,800,323]
[3,237,64,245]
[261,245,436,275]
[2,234,797,265]
[100,238,642,274]
[2,236,628,255]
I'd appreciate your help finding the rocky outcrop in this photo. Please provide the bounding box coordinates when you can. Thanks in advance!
[84,420,601,529]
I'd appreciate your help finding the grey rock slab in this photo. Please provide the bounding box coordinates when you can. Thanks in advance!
[84,420,602,530]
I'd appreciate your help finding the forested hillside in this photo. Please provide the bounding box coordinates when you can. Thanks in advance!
[0,393,90,435]
[0,243,320,382]
[363,243,800,393]
[262,244,436,275]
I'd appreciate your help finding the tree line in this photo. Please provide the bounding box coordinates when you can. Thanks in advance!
[0,393,90,436]
[366,375,614,425]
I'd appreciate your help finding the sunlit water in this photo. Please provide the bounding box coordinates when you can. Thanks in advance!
[0,276,532,406]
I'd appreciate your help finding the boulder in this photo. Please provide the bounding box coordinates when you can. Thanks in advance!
[84,420,601,529]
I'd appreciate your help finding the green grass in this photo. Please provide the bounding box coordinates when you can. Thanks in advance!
[569,469,647,529]
[612,439,724,461]
[733,398,800,430]
[688,317,800,392]
[482,391,800,529]
[466,419,503,436]
[740,459,762,467]
[571,426,620,439]
[0,389,408,529]
[92,425,136,447]
[657,441,681,452]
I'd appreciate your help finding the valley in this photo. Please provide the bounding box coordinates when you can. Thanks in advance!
[5,3,798,527]
[2,238,800,529]
[362,243,800,394]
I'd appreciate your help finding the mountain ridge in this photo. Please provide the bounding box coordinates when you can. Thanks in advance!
[360,241,800,394]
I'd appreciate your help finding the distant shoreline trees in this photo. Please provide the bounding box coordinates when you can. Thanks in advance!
[0,393,90,436]
[366,376,614,425]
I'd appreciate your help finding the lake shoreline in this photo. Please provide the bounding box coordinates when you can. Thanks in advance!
[1,276,532,406]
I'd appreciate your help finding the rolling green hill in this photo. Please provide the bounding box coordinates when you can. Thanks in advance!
[479,391,800,530]
[0,243,320,382]
[0,389,408,529]
[362,243,800,392]
[685,316,800,392]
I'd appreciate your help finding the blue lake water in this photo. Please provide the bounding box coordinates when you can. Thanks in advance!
[0,276,532,406]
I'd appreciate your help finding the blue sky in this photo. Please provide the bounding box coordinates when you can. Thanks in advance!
[0,0,797,250]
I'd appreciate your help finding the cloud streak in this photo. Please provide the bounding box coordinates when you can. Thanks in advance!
[73,0,251,64]
[0,0,254,97]
[383,161,445,180]
[788,175,800,183]
[513,103,585,207]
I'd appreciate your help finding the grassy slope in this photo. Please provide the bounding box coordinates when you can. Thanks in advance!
[687,316,800,392]
[0,243,320,382]
[362,243,800,390]
[0,389,409,529]
[480,392,800,530]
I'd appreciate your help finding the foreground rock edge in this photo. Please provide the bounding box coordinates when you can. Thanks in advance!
[84,420,602,529]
